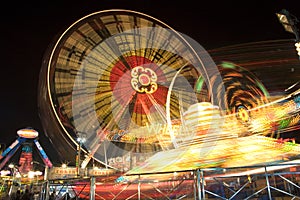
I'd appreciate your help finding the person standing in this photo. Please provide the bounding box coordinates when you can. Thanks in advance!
[20,189,32,200]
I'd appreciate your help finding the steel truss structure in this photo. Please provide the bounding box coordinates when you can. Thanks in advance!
[42,162,300,200]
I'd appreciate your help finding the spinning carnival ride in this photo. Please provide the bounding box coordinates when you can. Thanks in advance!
[38,9,300,174]
[0,128,53,173]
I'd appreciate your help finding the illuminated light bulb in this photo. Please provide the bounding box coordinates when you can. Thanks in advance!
[28,171,35,179]
[295,42,300,56]
[8,164,14,169]
[15,173,21,178]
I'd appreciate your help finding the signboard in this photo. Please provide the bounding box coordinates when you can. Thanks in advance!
[88,168,116,177]
[47,167,116,180]
[48,167,77,180]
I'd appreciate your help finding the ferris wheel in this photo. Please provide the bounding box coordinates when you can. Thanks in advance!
[38,9,227,170]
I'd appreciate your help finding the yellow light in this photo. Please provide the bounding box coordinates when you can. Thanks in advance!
[28,171,35,179]
[35,171,43,176]
[15,173,21,178]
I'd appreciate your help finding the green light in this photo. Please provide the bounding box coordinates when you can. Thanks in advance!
[195,77,204,93]
[255,80,270,97]
[221,62,236,69]
[279,118,291,129]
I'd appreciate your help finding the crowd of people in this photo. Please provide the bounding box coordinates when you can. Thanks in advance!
[7,188,38,200]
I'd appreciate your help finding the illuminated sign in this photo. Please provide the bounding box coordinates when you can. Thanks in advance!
[48,167,77,180]
[54,167,77,175]
[47,167,116,180]
[88,168,116,176]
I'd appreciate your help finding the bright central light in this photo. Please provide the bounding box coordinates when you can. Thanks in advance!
[28,171,35,179]
[62,163,67,168]
[8,164,14,169]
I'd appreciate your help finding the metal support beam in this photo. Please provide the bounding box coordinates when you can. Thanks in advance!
[90,176,96,200]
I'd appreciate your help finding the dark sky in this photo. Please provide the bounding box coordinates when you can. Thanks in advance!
[0,0,300,166]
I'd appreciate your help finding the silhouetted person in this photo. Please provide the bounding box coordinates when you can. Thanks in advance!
[20,189,31,200]
[65,193,71,200]
[49,191,56,200]
[15,190,22,200]
[11,189,21,200]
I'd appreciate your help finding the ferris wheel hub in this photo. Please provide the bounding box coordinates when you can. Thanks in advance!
[131,66,158,93]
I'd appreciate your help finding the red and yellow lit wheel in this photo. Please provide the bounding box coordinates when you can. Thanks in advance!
[38,9,217,169]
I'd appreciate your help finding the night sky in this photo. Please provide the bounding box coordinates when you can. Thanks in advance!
[1,0,300,166]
